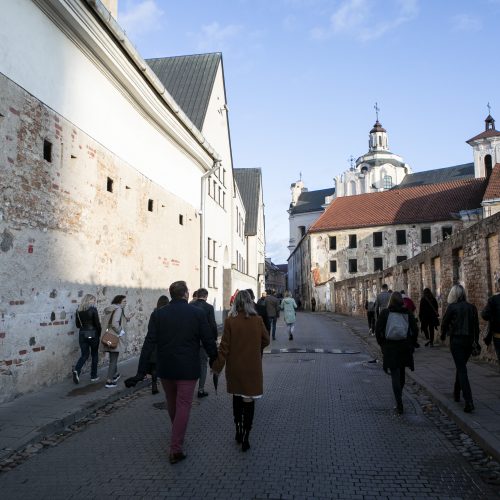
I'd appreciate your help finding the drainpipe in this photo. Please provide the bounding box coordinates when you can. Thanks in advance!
[200,160,222,287]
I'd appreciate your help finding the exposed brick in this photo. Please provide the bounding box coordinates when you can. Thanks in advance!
[0,332,5,339]
[5,360,13,366]
[41,346,45,350]
[39,323,48,326]
[9,106,20,116]
[18,350,27,355]
[32,347,41,352]
[67,331,75,336]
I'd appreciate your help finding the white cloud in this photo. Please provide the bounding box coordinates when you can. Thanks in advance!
[451,14,482,33]
[118,0,164,39]
[311,0,419,41]
[191,22,243,52]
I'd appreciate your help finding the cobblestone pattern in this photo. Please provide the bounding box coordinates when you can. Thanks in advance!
[0,313,497,499]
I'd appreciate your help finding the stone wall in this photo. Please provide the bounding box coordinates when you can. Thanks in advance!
[331,210,500,361]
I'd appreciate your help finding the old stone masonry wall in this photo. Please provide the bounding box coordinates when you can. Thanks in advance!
[332,210,500,361]
[0,73,201,403]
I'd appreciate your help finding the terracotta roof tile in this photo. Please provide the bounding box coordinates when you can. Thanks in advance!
[483,164,500,201]
[309,178,487,232]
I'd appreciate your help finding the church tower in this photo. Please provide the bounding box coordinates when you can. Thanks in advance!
[369,120,389,151]
[467,109,500,179]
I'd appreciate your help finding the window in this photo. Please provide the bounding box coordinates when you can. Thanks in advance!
[147,199,154,212]
[330,260,337,273]
[222,169,226,186]
[349,234,357,249]
[179,214,184,225]
[43,140,52,162]
[396,229,406,245]
[212,266,216,288]
[397,255,407,264]
[218,186,221,204]
[421,228,431,244]
[442,226,452,240]
[106,177,114,193]
[208,177,211,196]
[348,259,358,273]
[213,180,216,198]
[329,236,337,250]
[383,175,392,189]
[373,232,383,247]
[299,226,306,237]
[207,237,212,259]
[212,240,216,261]
[374,257,383,271]
[222,192,226,209]
[207,265,212,287]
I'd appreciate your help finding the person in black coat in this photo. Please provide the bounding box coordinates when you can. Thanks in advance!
[191,288,218,398]
[441,285,479,413]
[375,291,418,414]
[141,281,217,464]
[73,294,102,384]
[481,278,500,365]
[247,288,270,332]
[419,288,439,347]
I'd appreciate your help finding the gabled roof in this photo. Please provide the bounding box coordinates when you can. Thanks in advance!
[289,188,335,215]
[483,164,500,201]
[146,53,221,131]
[395,163,474,189]
[234,169,262,236]
[309,178,487,232]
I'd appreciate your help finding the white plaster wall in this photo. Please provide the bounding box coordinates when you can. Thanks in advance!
[0,0,210,208]
[288,211,322,252]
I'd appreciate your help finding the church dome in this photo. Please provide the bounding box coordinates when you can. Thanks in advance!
[370,120,386,133]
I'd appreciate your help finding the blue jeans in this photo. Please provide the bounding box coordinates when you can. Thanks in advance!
[269,317,277,339]
[75,334,99,378]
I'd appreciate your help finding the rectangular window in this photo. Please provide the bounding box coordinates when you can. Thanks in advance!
[349,234,357,249]
[179,214,184,225]
[208,177,211,197]
[207,265,212,287]
[373,257,383,271]
[218,186,221,204]
[299,226,306,237]
[212,266,216,288]
[348,259,358,273]
[373,232,383,247]
[106,177,114,193]
[397,255,407,264]
[207,237,212,259]
[147,199,154,212]
[329,236,337,250]
[421,228,431,244]
[212,240,216,261]
[43,139,52,162]
[222,192,226,209]
[222,169,226,186]
[442,226,452,240]
[330,260,337,273]
[213,180,216,198]
[396,229,406,245]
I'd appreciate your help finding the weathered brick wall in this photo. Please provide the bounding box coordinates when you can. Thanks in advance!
[332,210,500,361]
[0,73,202,402]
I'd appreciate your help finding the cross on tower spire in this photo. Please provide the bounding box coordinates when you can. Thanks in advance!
[374,102,380,122]
[487,102,492,115]
[348,155,355,170]
[299,171,302,181]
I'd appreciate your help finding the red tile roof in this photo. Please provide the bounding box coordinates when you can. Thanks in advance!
[483,164,500,201]
[309,178,487,232]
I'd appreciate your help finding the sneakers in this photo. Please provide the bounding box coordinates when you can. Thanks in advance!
[90,376,100,383]
[72,370,79,384]
[169,452,187,464]
[197,390,209,398]
[112,373,121,383]
[105,381,117,388]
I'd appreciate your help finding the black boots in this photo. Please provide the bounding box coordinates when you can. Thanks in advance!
[233,396,243,444]
[242,400,255,452]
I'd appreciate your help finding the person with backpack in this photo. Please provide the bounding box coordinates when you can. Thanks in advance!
[375,291,418,414]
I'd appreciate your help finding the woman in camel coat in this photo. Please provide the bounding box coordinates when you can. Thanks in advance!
[212,290,270,452]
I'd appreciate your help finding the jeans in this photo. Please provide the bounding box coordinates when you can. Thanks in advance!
[75,334,99,378]
[367,311,376,331]
[269,317,277,339]
[107,351,119,381]
[390,367,406,406]
[161,379,197,454]
[198,347,208,391]
[421,322,435,345]
[450,338,473,404]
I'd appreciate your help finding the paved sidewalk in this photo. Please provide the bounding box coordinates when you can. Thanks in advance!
[0,355,146,460]
[332,311,500,462]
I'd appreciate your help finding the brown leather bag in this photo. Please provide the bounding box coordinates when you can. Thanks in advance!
[101,310,119,349]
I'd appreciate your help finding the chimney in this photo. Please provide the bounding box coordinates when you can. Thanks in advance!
[101,0,118,18]
[290,180,305,207]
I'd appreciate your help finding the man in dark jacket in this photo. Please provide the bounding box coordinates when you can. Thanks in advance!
[191,288,218,398]
[265,290,281,340]
[481,280,500,362]
[143,281,217,464]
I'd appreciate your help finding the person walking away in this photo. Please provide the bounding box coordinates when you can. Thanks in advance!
[365,293,376,335]
[374,284,391,320]
[142,281,217,464]
[191,288,218,398]
[189,290,198,304]
[101,295,135,388]
[73,294,101,383]
[311,297,316,312]
[401,290,419,347]
[281,291,298,340]
[375,291,418,414]
[211,290,270,452]
[481,278,500,366]
[247,289,270,332]
[440,285,479,413]
[419,288,439,347]
[265,289,281,340]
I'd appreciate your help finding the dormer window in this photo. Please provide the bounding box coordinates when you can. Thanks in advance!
[383,175,392,189]
[361,166,368,174]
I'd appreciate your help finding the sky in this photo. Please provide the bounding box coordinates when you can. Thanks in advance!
[116,0,500,264]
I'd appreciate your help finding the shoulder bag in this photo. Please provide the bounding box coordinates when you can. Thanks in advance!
[101,309,119,349]
[76,311,97,340]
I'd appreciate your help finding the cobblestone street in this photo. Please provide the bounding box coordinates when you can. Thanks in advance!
[0,312,498,499]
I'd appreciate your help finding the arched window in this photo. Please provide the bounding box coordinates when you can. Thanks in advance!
[349,180,356,195]
[485,154,493,178]
[378,136,382,146]
[383,175,392,189]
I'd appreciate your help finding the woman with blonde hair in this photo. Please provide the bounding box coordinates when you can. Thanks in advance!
[212,290,270,452]
[73,294,101,384]
[281,290,298,340]
[440,285,480,413]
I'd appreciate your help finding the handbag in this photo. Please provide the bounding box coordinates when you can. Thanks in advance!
[471,341,482,357]
[101,309,119,349]
[76,311,97,340]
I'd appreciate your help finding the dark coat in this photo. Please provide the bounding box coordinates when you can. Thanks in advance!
[419,295,439,327]
[481,294,500,345]
[142,299,217,380]
[256,300,270,332]
[212,312,270,396]
[441,300,479,344]
[76,307,102,337]
[375,306,418,372]
[191,299,218,341]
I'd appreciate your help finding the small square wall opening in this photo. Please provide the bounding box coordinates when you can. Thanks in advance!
[148,199,154,212]
[107,177,114,193]
[43,140,52,162]
[179,214,184,225]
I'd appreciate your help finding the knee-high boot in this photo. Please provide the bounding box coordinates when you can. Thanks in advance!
[232,396,243,443]
[242,400,255,452]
